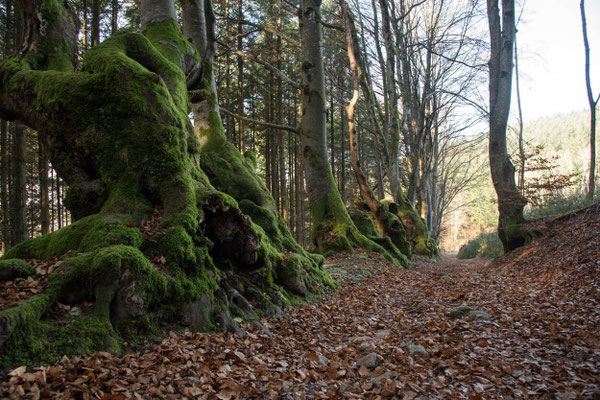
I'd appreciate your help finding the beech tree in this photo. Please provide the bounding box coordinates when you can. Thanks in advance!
[0,0,332,365]
[299,0,407,264]
[580,0,598,200]
[486,0,531,251]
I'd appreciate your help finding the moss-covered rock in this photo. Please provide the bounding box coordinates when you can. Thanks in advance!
[0,259,35,281]
[448,305,474,319]
[384,199,438,258]
[349,208,380,237]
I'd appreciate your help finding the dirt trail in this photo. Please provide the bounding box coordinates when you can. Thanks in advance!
[2,205,599,399]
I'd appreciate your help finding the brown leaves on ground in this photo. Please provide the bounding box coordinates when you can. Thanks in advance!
[0,257,63,308]
[2,204,600,399]
[139,206,167,239]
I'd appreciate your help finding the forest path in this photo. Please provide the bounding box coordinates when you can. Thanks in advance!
[2,205,600,399]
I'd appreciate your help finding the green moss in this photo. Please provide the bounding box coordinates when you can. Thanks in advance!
[244,150,257,170]
[499,214,532,252]
[0,319,55,368]
[388,198,438,258]
[349,208,380,237]
[0,289,60,368]
[167,268,220,305]
[116,313,160,344]
[0,8,344,368]
[0,259,35,281]
[69,314,122,355]
[161,226,197,268]
[3,214,143,260]
[1,292,56,339]
[42,0,63,24]
[100,181,154,221]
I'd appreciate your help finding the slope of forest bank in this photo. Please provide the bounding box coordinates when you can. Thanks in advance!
[1,203,599,399]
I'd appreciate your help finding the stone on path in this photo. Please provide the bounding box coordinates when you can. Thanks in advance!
[448,305,474,318]
[356,352,381,368]
[407,344,429,358]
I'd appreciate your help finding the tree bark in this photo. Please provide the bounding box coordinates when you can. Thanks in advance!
[487,0,530,251]
[91,0,100,46]
[38,133,50,235]
[237,0,244,153]
[339,98,345,202]
[341,1,436,258]
[82,0,89,50]
[276,9,287,222]
[299,0,395,260]
[111,0,119,35]
[56,178,62,229]
[10,122,26,246]
[1,0,13,249]
[340,0,410,262]
[514,33,525,194]
[581,0,598,200]
[0,120,9,250]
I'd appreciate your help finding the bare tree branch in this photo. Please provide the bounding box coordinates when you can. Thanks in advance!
[217,40,299,88]
[220,107,299,134]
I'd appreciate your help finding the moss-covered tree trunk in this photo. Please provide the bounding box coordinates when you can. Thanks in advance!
[487,0,531,252]
[298,0,405,265]
[0,0,332,368]
[340,1,437,258]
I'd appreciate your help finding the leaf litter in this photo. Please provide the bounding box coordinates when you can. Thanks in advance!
[1,204,599,399]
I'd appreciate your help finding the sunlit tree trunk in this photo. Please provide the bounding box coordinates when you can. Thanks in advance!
[487,0,530,251]
[38,135,50,235]
[299,0,401,262]
[580,0,598,200]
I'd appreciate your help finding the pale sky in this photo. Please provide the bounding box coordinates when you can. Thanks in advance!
[516,0,600,121]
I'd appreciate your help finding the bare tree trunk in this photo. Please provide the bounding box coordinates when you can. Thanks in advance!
[339,100,345,202]
[0,120,9,250]
[39,134,50,235]
[345,31,385,235]
[276,10,287,222]
[50,168,54,231]
[10,122,26,246]
[295,134,304,246]
[82,0,88,50]
[237,0,244,154]
[111,0,119,35]
[288,132,294,231]
[269,73,279,211]
[329,84,335,178]
[91,0,100,46]
[487,0,530,251]
[1,0,13,250]
[514,33,525,194]
[581,0,598,200]
[56,178,62,230]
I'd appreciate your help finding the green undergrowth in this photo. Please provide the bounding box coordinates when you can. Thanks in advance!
[325,264,374,283]
[526,193,598,219]
[458,232,503,260]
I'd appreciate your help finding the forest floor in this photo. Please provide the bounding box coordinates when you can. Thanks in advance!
[1,203,599,399]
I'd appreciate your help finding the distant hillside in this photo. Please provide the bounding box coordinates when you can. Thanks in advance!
[440,108,598,251]
[521,108,598,164]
